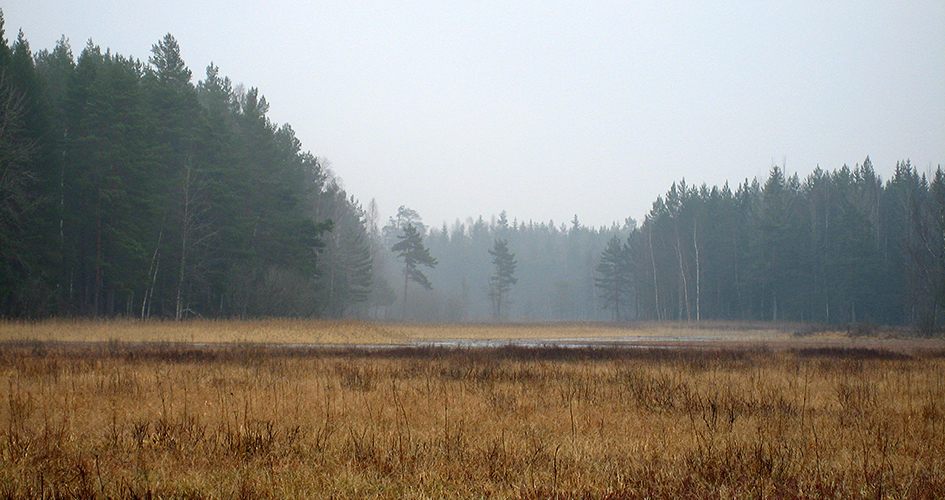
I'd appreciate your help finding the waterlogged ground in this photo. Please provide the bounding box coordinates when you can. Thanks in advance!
[0,321,943,499]
[0,319,937,354]
[0,318,858,344]
[0,341,943,499]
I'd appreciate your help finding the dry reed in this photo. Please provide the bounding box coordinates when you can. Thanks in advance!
[1,342,942,499]
[0,319,818,345]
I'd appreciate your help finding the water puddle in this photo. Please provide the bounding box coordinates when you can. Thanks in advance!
[409,334,761,349]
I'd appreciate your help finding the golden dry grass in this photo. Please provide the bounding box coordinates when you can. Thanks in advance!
[0,318,834,345]
[1,341,943,499]
[0,318,406,345]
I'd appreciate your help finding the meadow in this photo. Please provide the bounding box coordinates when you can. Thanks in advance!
[0,318,822,345]
[0,321,943,499]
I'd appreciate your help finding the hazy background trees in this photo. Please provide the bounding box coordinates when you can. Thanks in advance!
[391,223,437,319]
[487,238,517,320]
[366,160,944,332]
[1,22,943,332]
[386,211,628,322]
[595,235,632,321]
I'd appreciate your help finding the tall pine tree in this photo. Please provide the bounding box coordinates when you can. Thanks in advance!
[488,238,517,320]
[392,224,436,317]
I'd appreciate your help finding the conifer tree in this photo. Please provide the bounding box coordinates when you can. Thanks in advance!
[595,235,632,320]
[0,23,45,315]
[392,223,436,317]
[488,239,517,319]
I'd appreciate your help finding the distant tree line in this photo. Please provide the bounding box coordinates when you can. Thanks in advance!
[2,19,941,331]
[385,160,943,333]
[625,160,944,331]
[380,208,631,322]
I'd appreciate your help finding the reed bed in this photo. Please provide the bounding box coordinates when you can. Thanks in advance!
[0,319,813,345]
[0,319,408,345]
[1,342,942,499]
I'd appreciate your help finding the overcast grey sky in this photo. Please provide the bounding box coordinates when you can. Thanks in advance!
[6,1,944,228]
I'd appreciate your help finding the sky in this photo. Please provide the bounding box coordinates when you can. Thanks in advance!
[6,1,944,229]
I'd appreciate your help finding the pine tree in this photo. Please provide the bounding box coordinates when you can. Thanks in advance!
[146,33,207,319]
[487,238,517,319]
[315,185,374,317]
[60,42,155,316]
[0,24,44,315]
[595,235,632,321]
[391,223,436,317]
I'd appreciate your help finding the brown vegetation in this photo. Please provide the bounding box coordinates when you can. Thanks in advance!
[0,318,811,345]
[1,341,943,499]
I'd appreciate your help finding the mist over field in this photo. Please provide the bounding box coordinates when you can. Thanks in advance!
[2,6,945,498]
[0,5,943,334]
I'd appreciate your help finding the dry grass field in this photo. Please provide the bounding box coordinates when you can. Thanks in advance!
[0,318,829,345]
[1,321,943,499]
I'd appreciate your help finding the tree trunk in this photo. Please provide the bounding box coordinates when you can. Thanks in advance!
[674,221,690,321]
[647,227,662,321]
[142,228,163,320]
[693,219,701,322]
[402,267,409,320]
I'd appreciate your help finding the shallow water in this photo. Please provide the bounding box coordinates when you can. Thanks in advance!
[410,334,762,349]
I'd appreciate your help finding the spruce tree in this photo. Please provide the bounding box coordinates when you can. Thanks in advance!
[487,239,517,319]
[595,235,632,321]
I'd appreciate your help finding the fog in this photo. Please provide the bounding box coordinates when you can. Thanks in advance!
[5,1,943,228]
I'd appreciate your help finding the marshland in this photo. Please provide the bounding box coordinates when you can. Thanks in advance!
[1,321,943,499]
[4,5,944,498]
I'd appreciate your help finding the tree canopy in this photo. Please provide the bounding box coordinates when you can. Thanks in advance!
[0,26,379,319]
[391,223,437,317]
[595,235,632,321]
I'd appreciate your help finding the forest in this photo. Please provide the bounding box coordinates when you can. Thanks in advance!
[1,21,943,332]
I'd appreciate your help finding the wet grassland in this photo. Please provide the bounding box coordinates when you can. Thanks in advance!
[1,339,943,499]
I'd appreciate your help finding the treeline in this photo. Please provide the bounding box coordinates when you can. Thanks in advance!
[629,161,941,328]
[377,207,630,322]
[0,23,383,318]
[382,160,943,331]
[3,20,942,329]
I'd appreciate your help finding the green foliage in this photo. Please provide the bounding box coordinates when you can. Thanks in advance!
[315,185,375,317]
[628,159,942,331]
[392,224,437,316]
[0,22,51,316]
[487,239,517,319]
[1,24,942,330]
[0,30,366,319]
[595,235,632,321]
